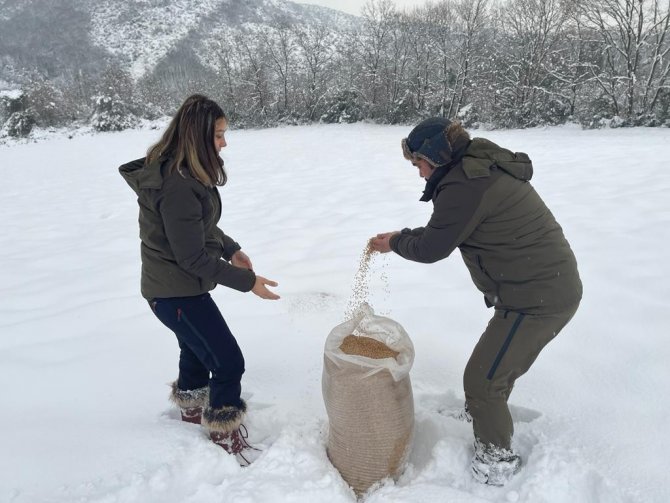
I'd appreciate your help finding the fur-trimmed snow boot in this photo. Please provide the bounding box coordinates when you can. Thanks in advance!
[471,439,521,486]
[169,382,209,424]
[202,400,260,467]
[209,425,260,467]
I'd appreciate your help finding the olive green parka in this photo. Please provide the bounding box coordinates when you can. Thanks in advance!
[119,157,256,300]
[390,138,582,314]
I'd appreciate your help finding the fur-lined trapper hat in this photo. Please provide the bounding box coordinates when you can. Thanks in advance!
[202,400,247,433]
[402,117,470,168]
[169,381,209,409]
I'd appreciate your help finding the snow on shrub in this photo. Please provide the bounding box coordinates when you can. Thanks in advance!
[90,95,138,132]
[321,91,363,124]
[2,109,36,137]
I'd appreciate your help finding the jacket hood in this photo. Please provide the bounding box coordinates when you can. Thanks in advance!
[119,157,164,195]
[464,138,533,181]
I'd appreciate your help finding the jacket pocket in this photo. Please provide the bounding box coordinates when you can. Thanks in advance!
[477,255,503,305]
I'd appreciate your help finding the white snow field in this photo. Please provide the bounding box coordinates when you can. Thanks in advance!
[0,123,668,502]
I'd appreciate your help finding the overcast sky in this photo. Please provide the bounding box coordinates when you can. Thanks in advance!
[296,0,430,16]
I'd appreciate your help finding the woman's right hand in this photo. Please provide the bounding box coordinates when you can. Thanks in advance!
[252,275,280,300]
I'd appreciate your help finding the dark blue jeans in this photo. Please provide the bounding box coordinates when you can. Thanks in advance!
[150,293,245,409]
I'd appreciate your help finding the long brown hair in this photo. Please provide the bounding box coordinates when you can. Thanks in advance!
[146,94,227,187]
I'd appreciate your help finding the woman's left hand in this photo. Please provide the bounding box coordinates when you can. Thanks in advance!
[231,250,253,270]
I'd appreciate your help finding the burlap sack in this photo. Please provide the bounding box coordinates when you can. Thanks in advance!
[322,303,415,495]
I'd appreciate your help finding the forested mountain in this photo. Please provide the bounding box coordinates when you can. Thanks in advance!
[0,0,357,132]
[1,0,669,136]
[0,0,355,81]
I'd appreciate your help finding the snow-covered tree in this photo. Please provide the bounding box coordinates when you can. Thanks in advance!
[90,95,138,132]
[3,109,36,137]
[579,0,670,124]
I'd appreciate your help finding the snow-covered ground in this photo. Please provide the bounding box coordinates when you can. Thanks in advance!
[0,123,668,503]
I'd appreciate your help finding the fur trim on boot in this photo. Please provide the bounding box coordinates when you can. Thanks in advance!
[169,382,209,424]
[202,400,247,433]
[169,381,209,409]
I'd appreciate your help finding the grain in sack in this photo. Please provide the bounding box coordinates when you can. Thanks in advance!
[322,303,415,495]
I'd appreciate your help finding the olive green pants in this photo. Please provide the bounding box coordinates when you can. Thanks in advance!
[463,304,579,450]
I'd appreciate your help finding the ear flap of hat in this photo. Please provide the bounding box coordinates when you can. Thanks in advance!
[415,130,453,167]
[401,137,414,161]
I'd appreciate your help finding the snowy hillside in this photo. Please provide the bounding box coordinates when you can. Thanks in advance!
[91,0,225,79]
[0,123,668,502]
[90,0,357,79]
[0,0,357,84]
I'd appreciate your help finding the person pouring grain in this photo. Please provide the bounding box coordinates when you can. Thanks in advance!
[370,118,582,486]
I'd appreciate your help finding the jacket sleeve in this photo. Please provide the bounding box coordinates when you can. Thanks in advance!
[390,178,484,263]
[398,226,425,237]
[158,177,256,292]
[214,227,242,261]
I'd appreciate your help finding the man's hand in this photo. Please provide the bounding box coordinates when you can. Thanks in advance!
[251,276,280,300]
[231,250,253,270]
[370,231,400,253]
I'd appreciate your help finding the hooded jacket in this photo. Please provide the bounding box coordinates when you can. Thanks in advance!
[119,157,256,300]
[390,138,582,314]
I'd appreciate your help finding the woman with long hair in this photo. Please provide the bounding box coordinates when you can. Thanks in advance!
[119,94,279,466]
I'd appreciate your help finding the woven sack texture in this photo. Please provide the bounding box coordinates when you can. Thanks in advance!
[322,304,415,495]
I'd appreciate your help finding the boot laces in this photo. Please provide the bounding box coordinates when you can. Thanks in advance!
[212,425,261,466]
[235,424,261,452]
